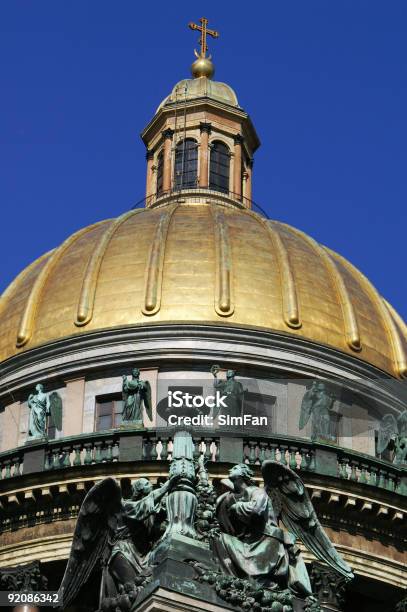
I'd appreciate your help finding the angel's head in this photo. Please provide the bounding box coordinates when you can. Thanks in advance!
[131,477,152,499]
[228,463,255,486]
[226,369,236,380]
[131,368,140,379]
[35,383,44,393]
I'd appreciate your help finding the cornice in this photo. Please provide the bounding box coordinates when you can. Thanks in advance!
[0,323,405,411]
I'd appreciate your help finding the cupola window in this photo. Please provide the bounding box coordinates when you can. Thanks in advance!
[209,141,230,194]
[174,138,198,190]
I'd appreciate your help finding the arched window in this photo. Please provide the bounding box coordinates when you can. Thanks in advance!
[210,141,230,194]
[174,139,198,190]
[156,150,164,194]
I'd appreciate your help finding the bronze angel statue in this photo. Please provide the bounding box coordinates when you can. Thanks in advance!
[377,411,407,465]
[27,384,62,440]
[121,368,152,426]
[58,474,180,610]
[213,461,353,598]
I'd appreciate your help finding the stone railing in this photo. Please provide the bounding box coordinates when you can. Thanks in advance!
[240,433,407,496]
[0,430,406,497]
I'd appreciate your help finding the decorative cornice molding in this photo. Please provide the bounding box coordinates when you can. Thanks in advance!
[1,324,405,412]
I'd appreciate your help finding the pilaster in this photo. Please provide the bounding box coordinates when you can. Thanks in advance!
[162,128,174,194]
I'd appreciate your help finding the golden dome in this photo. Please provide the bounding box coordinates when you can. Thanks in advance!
[157,77,239,112]
[0,200,406,377]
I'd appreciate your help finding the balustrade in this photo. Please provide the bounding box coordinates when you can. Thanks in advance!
[0,431,405,497]
[142,434,220,462]
[337,451,406,495]
[0,454,23,480]
[243,438,316,472]
[44,436,120,470]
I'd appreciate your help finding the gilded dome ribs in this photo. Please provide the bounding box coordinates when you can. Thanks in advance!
[16,224,104,348]
[286,226,361,352]
[210,206,234,316]
[142,204,178,315]
[0,201,403,377]
[328,250,407,378]
[75,210,143,327]
[265,221,301,329]
[0,251,53,321]
[383,299,407,338]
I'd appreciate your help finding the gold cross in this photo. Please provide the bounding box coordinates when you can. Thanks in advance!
[188,17,219,58]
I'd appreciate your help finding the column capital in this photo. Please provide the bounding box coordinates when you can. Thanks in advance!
[233,133,244,145]
[200,122,212,134]
[310,562,347,611]
[0,560,48,593]
[396,595,407,612]
[162,128,174,140]
[146,149,154,161]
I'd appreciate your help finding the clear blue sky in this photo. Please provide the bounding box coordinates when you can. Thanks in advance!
[1,1,406,319]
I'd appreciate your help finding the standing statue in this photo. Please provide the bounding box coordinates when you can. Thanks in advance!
[299,381,335,441]
[27,384,62,440]
[377,411,407,465]
[212,462,353,599]
[122,368,152,426]
[58,474,180,610]
[210,365,245,419]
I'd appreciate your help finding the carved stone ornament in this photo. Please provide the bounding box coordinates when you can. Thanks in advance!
[310,562,347,611]
[0,560,48,593]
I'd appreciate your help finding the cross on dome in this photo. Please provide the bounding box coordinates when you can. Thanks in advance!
[188,17,219,59]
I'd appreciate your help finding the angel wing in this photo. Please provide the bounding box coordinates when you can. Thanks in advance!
[377,414,398,454]
[299,389,314,430]
[58,477,122,608]
[49,392,63,431]
[262,460,353,581]
[397,411,407,437]
[143,381,153,421]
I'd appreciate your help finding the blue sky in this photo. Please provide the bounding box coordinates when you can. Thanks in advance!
[1,1,406,319]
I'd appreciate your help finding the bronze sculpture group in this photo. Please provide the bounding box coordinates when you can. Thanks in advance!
[59,430,353,612]
[25,367,404,609]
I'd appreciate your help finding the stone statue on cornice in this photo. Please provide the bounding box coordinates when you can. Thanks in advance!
[26,383,62,441]
[377,410,407,465]
[299,381,336,441]
[210,364,245,419]
[121,368,152,426]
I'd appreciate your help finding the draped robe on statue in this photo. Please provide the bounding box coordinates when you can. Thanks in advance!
[213,485,312,597]
[103,492,162,596]
[28,391,49,438]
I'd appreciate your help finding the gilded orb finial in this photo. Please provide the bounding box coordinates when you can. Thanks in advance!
[188,17,219,79]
